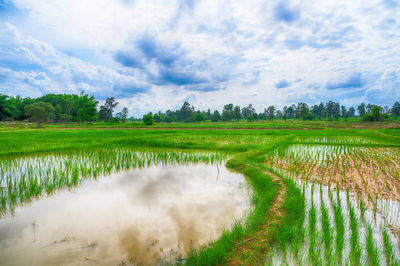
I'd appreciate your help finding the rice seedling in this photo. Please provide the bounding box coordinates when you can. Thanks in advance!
[365,223,380,266]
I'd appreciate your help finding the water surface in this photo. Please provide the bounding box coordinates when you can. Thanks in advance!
[0,163,250,265]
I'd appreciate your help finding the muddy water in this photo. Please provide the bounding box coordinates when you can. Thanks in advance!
[0,164,250,265]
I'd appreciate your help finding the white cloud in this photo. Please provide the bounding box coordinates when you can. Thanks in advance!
[0,0,399,115]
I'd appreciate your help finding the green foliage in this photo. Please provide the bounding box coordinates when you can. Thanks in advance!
[194,111,206,122]
[98,97,117,121]
[233,106,241,121]
[24,102,54,127]
[362,105,388,122]
[143,113,154,125]
[211,110,221,122]
[153,113,162,123]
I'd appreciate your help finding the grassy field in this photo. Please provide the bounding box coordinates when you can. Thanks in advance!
[1,122,400,265]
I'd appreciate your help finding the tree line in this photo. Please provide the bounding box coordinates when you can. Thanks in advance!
[1,93,400,126]
[0,93,132,127]
[143,101,400,124]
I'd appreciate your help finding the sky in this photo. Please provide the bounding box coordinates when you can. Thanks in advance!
[0,0,399,116]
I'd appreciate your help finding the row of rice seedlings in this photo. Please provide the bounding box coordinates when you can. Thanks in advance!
[0,148,227,216]
[267,173,400,265]
[268,144,400,204]
[347,189,362,265]
[294,136,375,145]
[382,227,400,266]
[320,185,333,265]
[168,134,274,146]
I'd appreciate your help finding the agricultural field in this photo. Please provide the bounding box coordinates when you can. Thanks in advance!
[0,125,400,265]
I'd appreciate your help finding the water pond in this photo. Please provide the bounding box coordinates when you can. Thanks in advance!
[0,163,250,265]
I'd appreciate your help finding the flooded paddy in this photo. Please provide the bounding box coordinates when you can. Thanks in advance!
[0,163,250,265]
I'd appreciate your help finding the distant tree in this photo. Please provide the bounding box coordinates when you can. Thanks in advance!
[267,105,276,120]
[362,105,388,122]
[318,102,325,119]
[153,113,162,123]
[221,110,231,121]
[98,106,109,121]
[164,110,177,123]
[24,102,54,127]
[206,109,211,120]
[311,105,319,118]
[282,106,288,120]
[74,93,98,122]
[0,94,17,120]
[98,97,118,121]
[222,104,234,120]
[299,103,309,120]
[341,105,347,117]
[357,103,366,117]
[276,110,283,119]
[194,112,206,122]
[180,101,194,122]
[392,101,400,116]
[303,113,315,120]
[286,106,295,119]
[247,115,255,121]
[366,103,374,113]
[121,107,128,119]
[223,103,234,112]
[348,107,356,117]
[143,113,154,125]
[241,104,255,119]
[232,106,241,121]
[54,104,63,123]
[211,110,221,122]
[253,113,258,121]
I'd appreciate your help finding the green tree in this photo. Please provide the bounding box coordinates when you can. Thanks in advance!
[362,105,388,122]
[267,105,276,120]
[121,107,128,119]
[222,104,234,120]
[98,97,118,121]
[241,104,255,119]
[221,110,230,121]
[75,94,98,122]
[54,104,63,122]
[247,115,255,121]
[24,102,54,127]
[180,101,194,122]
[0,94,17,120]
[206,109,211,120]
[232,106,241,121]
[153,113,162,123]
[357,103,366,117]
[143,113,154,125]
[211,110,221,122]
[299,103,309,120]
[391,101,400,116]
[341,105,347,117]
[194,112,205,122]
[348,107,356,117]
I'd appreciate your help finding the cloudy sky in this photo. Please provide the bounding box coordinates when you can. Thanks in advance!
[0,0,399,116]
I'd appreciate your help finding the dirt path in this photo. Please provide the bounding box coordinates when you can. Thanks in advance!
[224,170,287,265]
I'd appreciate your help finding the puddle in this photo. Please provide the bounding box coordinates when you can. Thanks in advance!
[0,163,250,265]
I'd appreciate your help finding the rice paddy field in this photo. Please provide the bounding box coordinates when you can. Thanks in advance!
[0,124,400,265]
